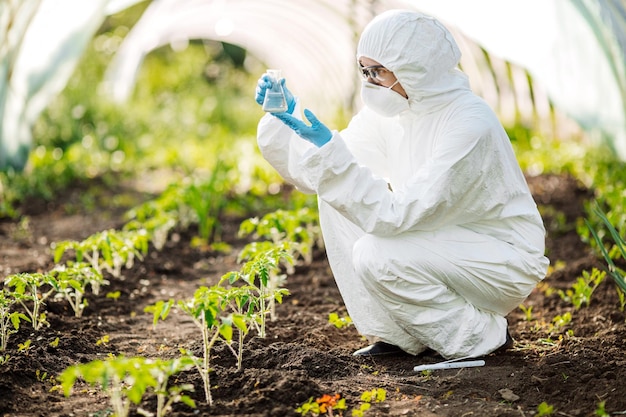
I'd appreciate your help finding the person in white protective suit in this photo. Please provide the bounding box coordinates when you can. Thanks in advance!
[254,9,549,359]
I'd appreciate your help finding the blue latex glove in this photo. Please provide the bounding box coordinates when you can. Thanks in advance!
[255,74,296,114]
[274,109,332,148]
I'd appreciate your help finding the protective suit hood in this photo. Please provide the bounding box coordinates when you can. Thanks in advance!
[357,10,470,111]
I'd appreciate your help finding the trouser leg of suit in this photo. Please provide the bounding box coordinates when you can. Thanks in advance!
[318,201,428,355]
[351,226,540,359]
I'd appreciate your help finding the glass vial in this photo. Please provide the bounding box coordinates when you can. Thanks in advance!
[262,69,288,112]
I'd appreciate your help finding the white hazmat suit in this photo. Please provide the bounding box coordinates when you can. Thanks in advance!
[256,10,549,359]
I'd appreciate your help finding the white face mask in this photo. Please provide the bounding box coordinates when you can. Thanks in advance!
[360,80,409,117]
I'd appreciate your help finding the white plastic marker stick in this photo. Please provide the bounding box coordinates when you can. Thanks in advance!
[413,359,485,372]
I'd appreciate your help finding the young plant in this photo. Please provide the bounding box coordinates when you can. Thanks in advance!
[328,312,353,329]
[182,162,230,247]
[124,209,178,251]
[48,262,106,317]
[215,283,257,370]
[59,356,195,417]
[176,285,242,405]
[595,400,610,417]
[53,228,149,281]
[144,299,174,330]
[296,393,346,416]
[0,289,28,351]
[239,207,322,271]
[353,388,387,417]
[586,203,626,295]
[296,388,386,417]
[536,401,555,416]
[518,304,534,321]
[225,246,291,337]
[4,272,56,330]
[557,268,606,309]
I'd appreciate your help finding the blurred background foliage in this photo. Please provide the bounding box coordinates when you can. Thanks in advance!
[1,3,297,219]
[0,1,623,241]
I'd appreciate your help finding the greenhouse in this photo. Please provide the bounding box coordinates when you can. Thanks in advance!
[1,1,625,416]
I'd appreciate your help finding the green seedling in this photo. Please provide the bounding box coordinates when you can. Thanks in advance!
[18,339,32,353]
[48,262,106,317]
[328,312,353,329]
[182,162,229,246]
[536,401,555,416]
[177,285,243,405]
[586,203,626,293]
[59,356,195,417]
[0,289,28,351]
[296,393,346,416]
[518,304,534,321]
[36,369,47,382]
[4,272,56,330]
[224,246,291,337]
[617,286,626,311]
[296,388,386,417]
[124,209,178,251]
[106,291,121,301]
[53,228,149,281]
[558,268,606,309]
[595,400,610,417]
[144,299,174,330]
[215,283,260,370]
[353,388,387,417]
[171,279,275,400]
[96,335,110,346]
[239,207,322,272]
[551,312,572,330]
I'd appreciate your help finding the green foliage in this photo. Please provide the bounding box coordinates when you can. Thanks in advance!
[53,229,149,281]
[217,284,261,370]
[181,160,231,245]
[59,355,195,417]
[1,15,272,220]
[296,394,346,416]
[557,268,607,309]
[239,207,322,270]
[176,285,242,405]
[0,289,28,352]
[225,246,292,336]
[518,304,533,321]
[48,262,106,318]
[536,401,555,416]
[595,400,610,417]
[328,312,353,329]
[551,312,572,331]
[123,188,181,251]
[295,389,386,417]
[144,299,174,330]
[4,272,56,331]
[352,388,387,417]
[586,203,626,295]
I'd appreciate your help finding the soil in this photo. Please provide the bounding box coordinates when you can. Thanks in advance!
[1,172,625,417]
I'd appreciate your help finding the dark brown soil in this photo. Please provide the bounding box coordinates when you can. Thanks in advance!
[1,173,625,417]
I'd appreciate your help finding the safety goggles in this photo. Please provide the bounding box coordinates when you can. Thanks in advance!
[359,64,389,83]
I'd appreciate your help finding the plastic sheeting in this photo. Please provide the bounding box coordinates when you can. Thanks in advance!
[0,0,144,171]
[404,0,626,160]
[103,0,368,112]
[103,0,625,158]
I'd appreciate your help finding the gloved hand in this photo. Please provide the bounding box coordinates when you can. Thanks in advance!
[274,109,332,147]
[255,74,296,114]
